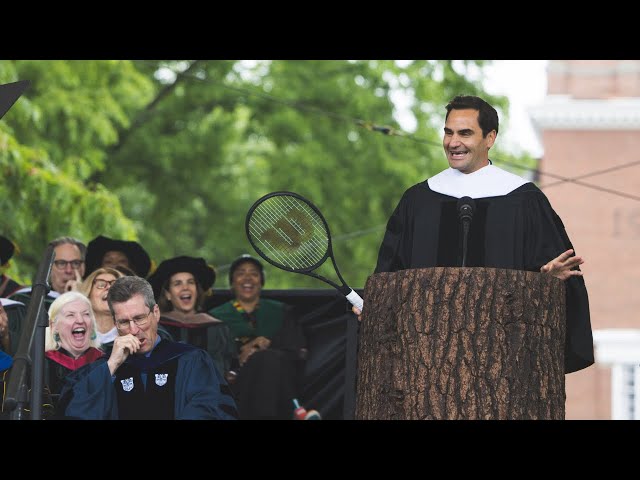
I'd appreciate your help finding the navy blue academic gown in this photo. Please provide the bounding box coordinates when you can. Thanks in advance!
[375,181,594,374]
[58,339,237,419]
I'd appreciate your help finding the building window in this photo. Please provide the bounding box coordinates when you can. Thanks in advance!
[611,364,640,420]
[593,329,640,420]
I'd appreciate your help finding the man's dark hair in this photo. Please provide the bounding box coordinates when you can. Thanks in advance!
[107,276,156,319]
[49,236,87,260]
[445,95,499,138]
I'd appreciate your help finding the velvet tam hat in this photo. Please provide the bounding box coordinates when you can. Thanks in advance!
[85,235,152,278]
[148,256,216,299]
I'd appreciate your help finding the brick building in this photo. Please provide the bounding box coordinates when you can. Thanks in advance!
[530,60,640,419]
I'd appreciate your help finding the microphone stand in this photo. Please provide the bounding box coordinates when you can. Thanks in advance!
[4,244,54,420]
[457,197,475,268]
[461,218,470,268]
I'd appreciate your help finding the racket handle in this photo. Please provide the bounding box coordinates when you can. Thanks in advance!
[346,289,363,311]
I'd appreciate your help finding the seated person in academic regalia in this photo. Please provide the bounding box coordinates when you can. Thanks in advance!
[0,347,12,419]
[209,255,308,420]
[57,276,237,420]
[0,300,17,418]
[0,297,26,362]
[10,236,87,308]
[77,267,126,350]
[148,256,234,377]
[84,235,153,279]
[44,291,104,416]
[0,300,12,356]
[1,298,28,418]
[0,235,24,298]
[0,301,13,418]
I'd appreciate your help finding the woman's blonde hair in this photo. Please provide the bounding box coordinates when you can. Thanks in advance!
[45,291,101,352]
[78,267,125,298]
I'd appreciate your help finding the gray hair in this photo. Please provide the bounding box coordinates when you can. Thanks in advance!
[107,276,156,319]
[49,236,87,260]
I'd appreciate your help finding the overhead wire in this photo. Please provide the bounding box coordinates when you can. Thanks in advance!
[161,63,640,204]
[143,61,640,243]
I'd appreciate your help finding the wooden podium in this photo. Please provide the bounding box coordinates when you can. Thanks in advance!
[354,267,566,420]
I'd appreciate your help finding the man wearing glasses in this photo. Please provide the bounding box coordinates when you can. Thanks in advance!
[9,236,86,308]
[57,276,238,420]
[48,237,87,294]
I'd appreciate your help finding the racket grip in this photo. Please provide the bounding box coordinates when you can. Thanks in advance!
[346,289,363,311]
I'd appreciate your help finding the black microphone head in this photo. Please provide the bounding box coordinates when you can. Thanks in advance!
[457,196,475,222]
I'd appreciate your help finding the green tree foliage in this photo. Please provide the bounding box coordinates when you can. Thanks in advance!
[1,60,526,289]
[0,60,151,283]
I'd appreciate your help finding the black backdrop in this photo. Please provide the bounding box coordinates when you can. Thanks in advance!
[205,289,361,420]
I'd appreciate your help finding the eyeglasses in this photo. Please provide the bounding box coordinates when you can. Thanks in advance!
[115,308,154,331]
[93,278,116,290]
[53,259,84,270]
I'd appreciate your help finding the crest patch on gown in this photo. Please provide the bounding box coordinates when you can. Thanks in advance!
[121,377,134,392]
[155,373,168,386]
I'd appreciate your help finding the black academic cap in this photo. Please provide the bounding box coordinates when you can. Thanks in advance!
[0,236,15,265]
[148,256,216,300]
[0,81,30,121]
[85,235,152,278]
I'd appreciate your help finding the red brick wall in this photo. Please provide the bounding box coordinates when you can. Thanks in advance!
[536,61,640,419]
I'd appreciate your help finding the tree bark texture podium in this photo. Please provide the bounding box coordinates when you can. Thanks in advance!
[355,267,566,420]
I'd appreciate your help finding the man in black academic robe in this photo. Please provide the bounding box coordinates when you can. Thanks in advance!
[369,95,593,374]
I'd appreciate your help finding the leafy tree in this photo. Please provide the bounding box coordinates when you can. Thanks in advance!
[1,60,524,289]
[0,60,152,283]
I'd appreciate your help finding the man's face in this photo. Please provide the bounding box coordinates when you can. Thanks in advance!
[112,294,159,355]
[102,250,130,271]
[50,243,85,294]
[443,109,496,174]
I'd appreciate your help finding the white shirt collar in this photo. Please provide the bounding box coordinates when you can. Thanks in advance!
[1,297,25,307]
[96,327,118,346]
[428,164,528,199]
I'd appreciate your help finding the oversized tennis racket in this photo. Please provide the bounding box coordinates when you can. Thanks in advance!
[246,191,364,311]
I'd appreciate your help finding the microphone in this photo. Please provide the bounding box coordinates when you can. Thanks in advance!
[457,196,475,267]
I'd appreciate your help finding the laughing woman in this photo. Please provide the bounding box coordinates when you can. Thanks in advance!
[44,291,103,415]
[148,256,234,377]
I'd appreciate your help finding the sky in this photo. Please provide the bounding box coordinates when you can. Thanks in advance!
[393,60,549,158]
[482,60,548,158]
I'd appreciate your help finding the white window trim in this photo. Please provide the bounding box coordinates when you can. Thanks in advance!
[593,329,640,420]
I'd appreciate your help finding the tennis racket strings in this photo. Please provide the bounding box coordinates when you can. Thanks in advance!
[247,194,328,271]
[246,192,364,310]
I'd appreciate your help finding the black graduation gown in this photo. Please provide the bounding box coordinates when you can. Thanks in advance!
[375,180,594,374]
[0,274,22,298]
[45,347,105,397]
